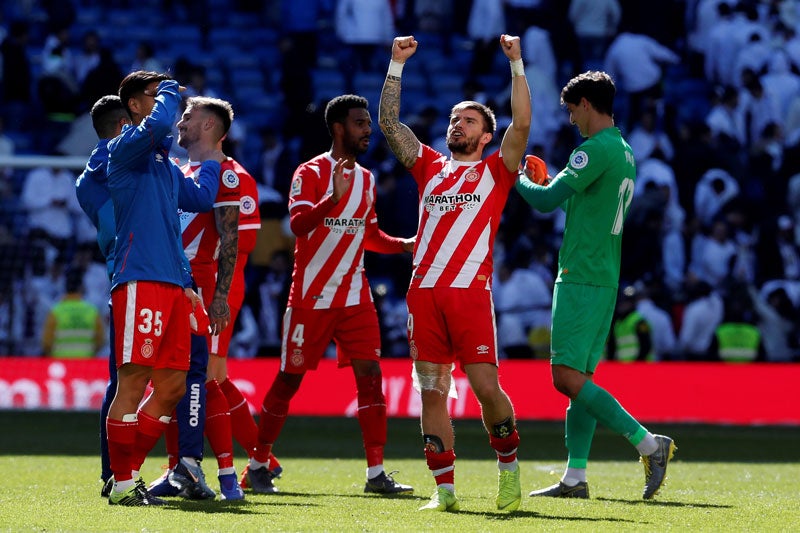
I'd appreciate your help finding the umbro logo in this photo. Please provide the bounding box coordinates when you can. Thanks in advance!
[477,345,489,354]
[155,153,164,163]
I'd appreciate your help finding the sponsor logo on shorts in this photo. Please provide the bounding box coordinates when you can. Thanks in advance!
[291,349,304,367]
[375,348,382,357]
[570,150,588,169]
[141,339,154,358]
[222,169,240,189]
[476,344,490,355]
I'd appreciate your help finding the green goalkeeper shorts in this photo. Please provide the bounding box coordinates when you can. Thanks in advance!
[550,282,617,374]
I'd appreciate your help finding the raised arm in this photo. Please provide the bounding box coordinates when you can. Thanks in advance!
[378,36,422,169]
[499,34,532,173]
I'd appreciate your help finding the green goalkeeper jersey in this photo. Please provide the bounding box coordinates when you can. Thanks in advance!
[555,126,636,288]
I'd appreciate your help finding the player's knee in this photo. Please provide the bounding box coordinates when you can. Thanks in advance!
[415,361,451,397]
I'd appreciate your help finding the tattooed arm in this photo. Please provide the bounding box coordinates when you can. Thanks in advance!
[209,203,239,335]
[379,35,422,169]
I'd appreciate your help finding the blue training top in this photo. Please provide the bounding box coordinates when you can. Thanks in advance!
[106,80,220,289]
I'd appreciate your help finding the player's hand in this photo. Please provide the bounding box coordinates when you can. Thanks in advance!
[331,157,354,203]
[391,36,418,62]
[208,295,230,336]
[500,34,522,61]
[522,155,550,186]
[401,236,416,253]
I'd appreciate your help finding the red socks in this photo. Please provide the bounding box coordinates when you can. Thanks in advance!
[355,374,387,467]
[106,417,138,482]
[425,448,456,486]
[205,380,234,470]
[220,378,259,456]
[490,428,520,465]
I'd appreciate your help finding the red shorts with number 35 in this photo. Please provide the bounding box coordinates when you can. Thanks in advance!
[111,280,191,371]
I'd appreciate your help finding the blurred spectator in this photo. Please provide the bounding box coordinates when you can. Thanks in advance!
[20,166,81,264]
[503,0,544,38]
[334,0,394,73]
[732,32,771,90]
[627,105,674,161]
[677,280,724,360]
[130,41,163,73]
[635,281,678,360]
[73,30,101,86]
[756,215,800,283]
[739,74,778,148]
[80,47,124,112]
[603,32,680,128]
[705,86,745,154]
[606,285,653,362]
[40,267,104,357]
[749,283,799,362]
[493,255,552,359]
[760,52,800,126]
[704,2,737,86]
[688,218,738,290]
[467,0,505,76]
[711,285,761,362]
[568,0,621,70]
[693,168,740,227]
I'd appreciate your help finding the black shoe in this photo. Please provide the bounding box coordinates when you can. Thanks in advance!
[246,465,279,494]
[100,476,114,498]
[169,458,216,500]
[364,471,413,494]
[529,481,589,499]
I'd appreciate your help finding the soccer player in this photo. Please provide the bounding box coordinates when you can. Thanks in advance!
[516,70,676,500]
[76,95,218,499]
[378,35,530,512]
[246,94,414,496]
[178,96,284,491]
[104,72,221,506]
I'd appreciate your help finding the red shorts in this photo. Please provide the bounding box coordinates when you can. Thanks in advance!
[196,270,246,358]
[280,303,381,374]
[111,281,191,371]
[406,287,498,369]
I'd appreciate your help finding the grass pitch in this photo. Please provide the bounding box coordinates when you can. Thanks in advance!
[0,412,798,532]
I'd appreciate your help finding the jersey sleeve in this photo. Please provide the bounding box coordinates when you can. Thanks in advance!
[408,144,445,189]
[554,138,608,193]
[216,161,242,208]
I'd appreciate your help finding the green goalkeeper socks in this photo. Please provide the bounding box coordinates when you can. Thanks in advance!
[565,399,596,469]
[575,380,646,446]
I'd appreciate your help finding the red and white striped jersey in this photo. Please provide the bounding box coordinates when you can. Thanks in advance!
[287,152,379,310]
[180,158,242,278]
[409,144,517,290]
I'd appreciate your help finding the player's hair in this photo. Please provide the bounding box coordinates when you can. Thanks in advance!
[118,70,172,115]
[450,101,497,133]
[185,96,234,137]
[324,94,368,136]
[89,95,129,139]
[561,71,616,116]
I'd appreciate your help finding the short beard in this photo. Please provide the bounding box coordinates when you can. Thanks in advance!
[446,135,479,156]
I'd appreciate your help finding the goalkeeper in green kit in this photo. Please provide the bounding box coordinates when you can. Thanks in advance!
[516,71,676,500]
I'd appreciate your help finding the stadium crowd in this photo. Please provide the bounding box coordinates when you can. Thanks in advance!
[1,0,800,362]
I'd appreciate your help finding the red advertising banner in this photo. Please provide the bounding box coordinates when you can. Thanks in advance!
[0,357,797,425]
